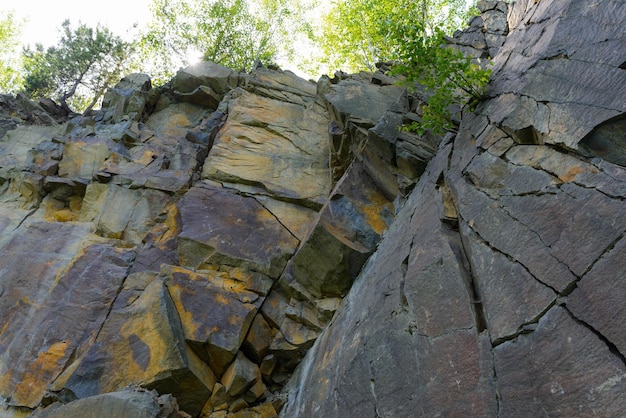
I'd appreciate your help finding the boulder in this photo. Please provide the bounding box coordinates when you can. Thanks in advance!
[163,265,270,376]
[170,62,241,98]
[60,278,215,416]
[202,89,331,207]
[30,388,189,418]
[101,73,153,122]
[221,352,262,397]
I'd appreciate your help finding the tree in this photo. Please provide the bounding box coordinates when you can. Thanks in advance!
[312,0,489,134]
[313,0,475,73]
[0,10,24,94]
[138,0,311,83]
[391,28,491,135]
[22,20,134,114]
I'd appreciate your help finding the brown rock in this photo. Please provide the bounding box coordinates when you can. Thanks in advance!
[202,89,331,207]
[259,355,277,382]
[0,225,130,409]
[58,137,112,180]
[228,402,278,418]
[177,184,299,279]
[221,352,261,397]
[79,183,171,243]
[241,314,276,364]
[62,279,215,416]
[281,159,394,299]
[163,265,265,376]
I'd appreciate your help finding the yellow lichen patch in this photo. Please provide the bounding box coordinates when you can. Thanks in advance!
[114,284,176,389]
[68,196,82,212]
[360,189,393,236]
[12,340,72,408]
[161,114,192,137]
[166,280,201,341]
[228,314,242,326]
[53,209,76,222]
[161,205,181,241]
[134,149,158,165]
[0,319,10,336]
[215,292,230,305]
[558,164,598,183]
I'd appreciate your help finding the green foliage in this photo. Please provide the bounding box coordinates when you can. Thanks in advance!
[0,10,24,94]
[313,0,474,74]
[391,29,491,135]
[139,0,310,83]
[22,20,133,113]
[313,0,490,135]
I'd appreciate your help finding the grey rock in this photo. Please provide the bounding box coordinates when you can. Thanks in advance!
[495,307,626,416]
[29,388,187,418]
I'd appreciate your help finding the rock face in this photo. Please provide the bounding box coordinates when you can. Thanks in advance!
[0,1,625,417]
[0,51,418,416]
[283,1,626,417]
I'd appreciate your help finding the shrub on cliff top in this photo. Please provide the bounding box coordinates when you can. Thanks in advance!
[313,0,490,135]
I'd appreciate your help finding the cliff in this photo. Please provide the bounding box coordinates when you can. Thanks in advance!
[0,0,625,417]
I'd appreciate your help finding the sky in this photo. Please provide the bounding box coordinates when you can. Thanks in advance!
[6,0,153,48]
[3,0,316,77]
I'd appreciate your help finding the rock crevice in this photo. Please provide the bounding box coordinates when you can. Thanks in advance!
[1,1,625,417]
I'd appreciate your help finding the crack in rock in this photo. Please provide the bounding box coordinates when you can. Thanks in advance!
[564,306,626,368]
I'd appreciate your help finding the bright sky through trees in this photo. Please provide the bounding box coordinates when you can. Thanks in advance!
[4,0,317,77]
[9,0,152,48]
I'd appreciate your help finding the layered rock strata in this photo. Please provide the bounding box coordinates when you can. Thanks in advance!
[0,46,432,418]
[283,0,626,416]
[0,1,624,417]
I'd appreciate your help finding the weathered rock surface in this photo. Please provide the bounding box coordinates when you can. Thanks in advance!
[1,1,625,417]
[283,1,626,417]
[0,53,419,416]
[30,387,190,418]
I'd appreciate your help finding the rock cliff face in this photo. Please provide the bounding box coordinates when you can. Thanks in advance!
[0,0,625,417]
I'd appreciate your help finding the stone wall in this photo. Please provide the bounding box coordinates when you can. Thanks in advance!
[282,1,626,416]
[1,1,625,417]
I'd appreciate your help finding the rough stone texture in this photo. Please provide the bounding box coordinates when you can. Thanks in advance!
[29,387,190,418]
[202,88,331,207]
[0,224,132,409]
[164,265,271,376]
[0,57,419,416]
[1,2,625,417]
[494,307,626,416]
[177,184,299,279]
[488,0,626,151]
[282,146,498,418]
[60,277,216,416]
[282,1,626,417]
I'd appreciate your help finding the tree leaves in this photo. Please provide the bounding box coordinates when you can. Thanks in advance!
[313,0,489,135]
[138,0,305,83]
[391,28,491,135]
[21,20,133,113]
[0,10,24,94]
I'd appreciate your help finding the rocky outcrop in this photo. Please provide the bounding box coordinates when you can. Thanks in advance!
[0,41,430,418]
[1,1,624,417]
[283,0,626,417]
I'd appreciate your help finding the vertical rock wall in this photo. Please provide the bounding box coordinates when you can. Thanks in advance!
[282,1,626,417]
[0,1,624,417]
[0,48,430,418]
